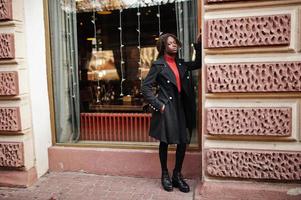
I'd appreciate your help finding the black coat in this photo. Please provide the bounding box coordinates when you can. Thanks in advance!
[142,44,201,144]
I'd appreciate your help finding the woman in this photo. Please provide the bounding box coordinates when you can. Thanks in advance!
[141,33,201,193]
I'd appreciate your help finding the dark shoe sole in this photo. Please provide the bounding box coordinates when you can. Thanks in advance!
[172,180,190,193]
[162,185,173,192]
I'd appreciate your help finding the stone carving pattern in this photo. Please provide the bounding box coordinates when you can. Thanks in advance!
[0,0,12,20]
[206,62,301,93]
[0,142,24,167]
[205,14,290,48]
[206,150,301,180]
[206,108,291,136]
[0,33,14,59]
[0,72,18,95]
[0,107,21,131]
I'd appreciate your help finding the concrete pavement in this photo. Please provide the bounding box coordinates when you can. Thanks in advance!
[0,172,196,200]
[0,172,300,200]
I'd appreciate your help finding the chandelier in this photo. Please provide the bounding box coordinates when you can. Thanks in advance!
[75,0,188,12]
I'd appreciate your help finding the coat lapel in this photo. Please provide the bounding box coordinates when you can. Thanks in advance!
[154,57,177,87]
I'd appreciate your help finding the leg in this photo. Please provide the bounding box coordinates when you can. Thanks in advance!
[172,143,190,193]
[159,142,168,172]
[174,143,186,173]
[159,142,173,191]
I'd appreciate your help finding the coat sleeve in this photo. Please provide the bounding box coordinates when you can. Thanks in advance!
[141,64,164,111]
[184,42,202,70]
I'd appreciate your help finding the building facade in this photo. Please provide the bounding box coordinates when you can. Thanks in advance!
[0,0,300,192]
[202,0,301,184]
[0,0,52,186]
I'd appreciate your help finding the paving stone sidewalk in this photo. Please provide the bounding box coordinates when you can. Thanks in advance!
[0,172,196,200]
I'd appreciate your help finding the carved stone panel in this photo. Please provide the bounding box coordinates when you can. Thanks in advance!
[0,33,14,59]
[206,62,301,93]
[206,149,301,180]
[204,14,291,48]
[0,107,21,131]
[0,142,24,167]
[206,107,292,136]
[0,0,12,21]
[0,71,18,95]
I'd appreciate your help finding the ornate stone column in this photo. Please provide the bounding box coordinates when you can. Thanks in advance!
[0,0,37,187]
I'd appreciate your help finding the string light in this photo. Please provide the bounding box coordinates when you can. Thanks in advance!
[157,4,162,36]
[119,9,125,97]
[60,0,76,13]
[89,0,101,103]
[137,1,142,89]
[175,1,183,58]
[64,1,78,103]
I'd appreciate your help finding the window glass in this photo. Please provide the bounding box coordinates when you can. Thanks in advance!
[49,0,199,145]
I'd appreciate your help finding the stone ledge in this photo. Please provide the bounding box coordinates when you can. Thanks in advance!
[195,181,301,200]
[0,128,30,135]
[0,167,37,188]
[48,146,202,179]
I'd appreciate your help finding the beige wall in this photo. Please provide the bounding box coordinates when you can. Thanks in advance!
[202,0,301,182]
[24,0,52,178]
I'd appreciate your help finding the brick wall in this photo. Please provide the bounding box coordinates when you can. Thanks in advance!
[202,0,301,182]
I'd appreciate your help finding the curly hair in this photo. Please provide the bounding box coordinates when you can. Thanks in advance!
[156,33,182,58]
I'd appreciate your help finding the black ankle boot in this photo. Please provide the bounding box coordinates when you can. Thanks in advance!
[161,170,173,192]
[172,171,190,193]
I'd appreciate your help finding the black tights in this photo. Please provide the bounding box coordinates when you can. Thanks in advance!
[159,142,187,173]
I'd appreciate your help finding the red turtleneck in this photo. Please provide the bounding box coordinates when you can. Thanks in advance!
[164,54,181,93]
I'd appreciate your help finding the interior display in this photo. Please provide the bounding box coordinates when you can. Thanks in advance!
[87,50,119,81]
[77,2,184,113]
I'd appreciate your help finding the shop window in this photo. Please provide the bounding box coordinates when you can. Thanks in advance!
[48,0,199,146]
